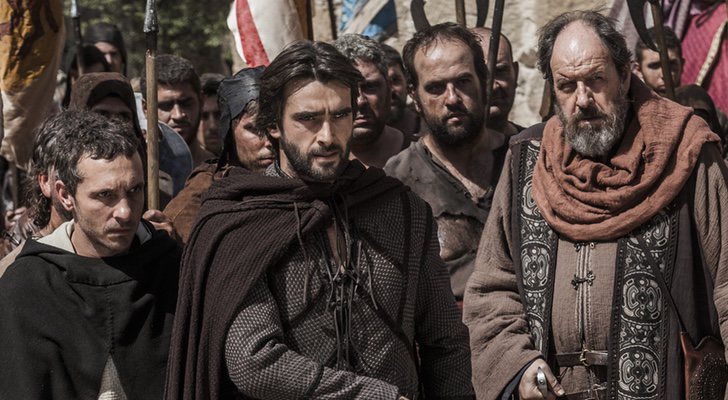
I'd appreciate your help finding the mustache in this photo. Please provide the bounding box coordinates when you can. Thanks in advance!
[309,144,343,157]
[573,105,608,121]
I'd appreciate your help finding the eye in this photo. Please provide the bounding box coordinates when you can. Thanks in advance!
[158,101,174,112]
[557,81,576,93]
[333,110,351,119]
[425,82,445,95]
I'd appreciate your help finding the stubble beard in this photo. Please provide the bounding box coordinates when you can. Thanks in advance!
[557,87,629,159]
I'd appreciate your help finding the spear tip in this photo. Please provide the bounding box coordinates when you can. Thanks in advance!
[144,0,159,34]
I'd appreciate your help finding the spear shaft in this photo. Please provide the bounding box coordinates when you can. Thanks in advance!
[71,0,84,75]
[649,2,676,100]
[484,0,505,126]
[144,0,159,210]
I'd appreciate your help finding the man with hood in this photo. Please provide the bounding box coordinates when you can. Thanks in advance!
[70,72,193,200]
[164,67,275,244]
[164,40,473,400]
[0,110,181,399]
[85,22,127,75]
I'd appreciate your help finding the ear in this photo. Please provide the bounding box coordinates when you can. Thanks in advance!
[54,180,75,213]
[408,85,422,114]
[142,98,148,116]
[621,65,632,93]
[38,173,52,198]
[268,124,282,140]
[513,61,520,82]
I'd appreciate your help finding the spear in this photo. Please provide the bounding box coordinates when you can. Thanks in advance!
[70,0,84,75]
[144,0,160,210]
[483,0,505,126]
[628,0,675,99]
[648,1,676,99]
[455,0,466,26]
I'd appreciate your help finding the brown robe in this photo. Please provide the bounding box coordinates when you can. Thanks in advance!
[464,133,728,399]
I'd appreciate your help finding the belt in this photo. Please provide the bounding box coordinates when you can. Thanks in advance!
[556,350,609,367]
[563,387,607,400]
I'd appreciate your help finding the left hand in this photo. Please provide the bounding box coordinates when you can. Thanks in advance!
[143,209,179,242]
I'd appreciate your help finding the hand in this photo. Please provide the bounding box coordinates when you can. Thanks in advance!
[518,359,565,399]
[143,209,179,241]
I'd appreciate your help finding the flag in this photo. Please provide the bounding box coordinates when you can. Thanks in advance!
[0,0,64,170]
[227,0,306,67]
[339,0,397,41]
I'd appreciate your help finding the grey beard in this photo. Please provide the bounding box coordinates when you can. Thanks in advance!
[558,95,629,159]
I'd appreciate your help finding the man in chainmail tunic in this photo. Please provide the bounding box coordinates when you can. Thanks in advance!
[164,41,474,400]
[464,11,728,400]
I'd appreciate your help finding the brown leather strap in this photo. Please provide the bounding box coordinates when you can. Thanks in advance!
[555,350,609,367]
[564,387,607,400]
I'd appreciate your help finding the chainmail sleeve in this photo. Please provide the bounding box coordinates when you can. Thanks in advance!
[414,207,475,399]
[224,274,401,400]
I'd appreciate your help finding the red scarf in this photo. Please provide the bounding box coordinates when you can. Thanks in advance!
[532,76,720,241]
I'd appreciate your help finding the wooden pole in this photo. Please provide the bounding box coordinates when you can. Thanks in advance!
[484,0,505,126]
[455,0,466,26]
[144,0,159,210]
[649,3,676,100]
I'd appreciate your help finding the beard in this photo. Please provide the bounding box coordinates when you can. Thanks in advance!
[279,135,350,183]
[422,103,484,148]
[557,88,629,159]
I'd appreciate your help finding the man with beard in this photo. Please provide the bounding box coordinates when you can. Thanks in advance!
[334,34,408,168]
[384,23,507,303]
[164,67,275,244]
[0,110,181,400]
[165,40,473,400]
[381,44,422,141]
[141,54,214,166]
[464,11,727,400]
[471,27,524,137]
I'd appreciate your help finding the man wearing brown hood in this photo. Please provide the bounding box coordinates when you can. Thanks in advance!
[464,11,728,400]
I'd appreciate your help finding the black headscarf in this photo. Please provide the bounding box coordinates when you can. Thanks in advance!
[216,66,265,168]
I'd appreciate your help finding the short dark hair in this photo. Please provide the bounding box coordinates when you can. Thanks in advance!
[200,73,225,98]
[256,40,363,133]
[402,22,487,92]
[537,11,632,85]
[470,27,515,62]
[380,43,404,71]
[634,26,682,63]
[140,54,201,100]
[48,110,140,196]
[334,34,389,80]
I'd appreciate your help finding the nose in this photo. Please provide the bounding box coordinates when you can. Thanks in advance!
[113,197,132,223]
[356,89,368,109]
[317,120,335,147]
[444,83,460,106]
[171,103,186,120]
[575,82,593,110]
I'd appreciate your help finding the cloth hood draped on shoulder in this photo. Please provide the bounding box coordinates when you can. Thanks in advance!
[532,75,721,242]
[164,160,408,400]
[69,72,144,141]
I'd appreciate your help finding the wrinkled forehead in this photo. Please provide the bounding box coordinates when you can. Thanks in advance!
[550,22,612,74]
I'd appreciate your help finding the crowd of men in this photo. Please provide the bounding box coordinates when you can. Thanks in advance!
[0,7,727,400]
